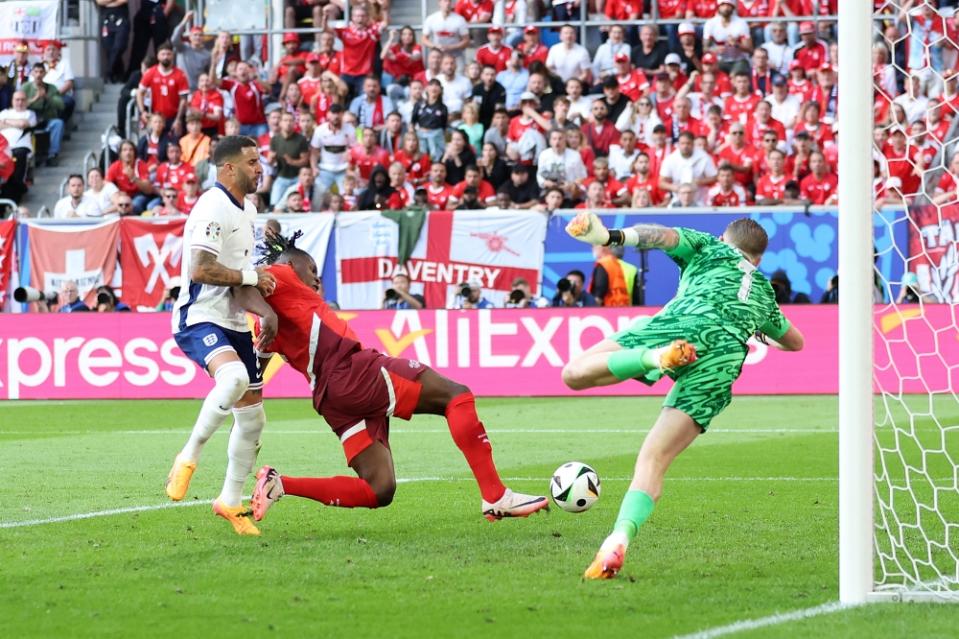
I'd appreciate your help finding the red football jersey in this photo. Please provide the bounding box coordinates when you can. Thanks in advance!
[655,0,687,19]
[426,183,454,209]
[298,74,324,107]
[520,42,548,68]
[724,93,762,124]
[451,179,496,203]
[155,161,196,191]
[582,176,627,203]
[716,144,757,187]
[618,70,650,102]
[624,174,665,205]
[755,173,788,201]
[455,0,494,21]
[190,89,225,133]
[140,66,190,119]
[476,44,512,73]
[799,171,838,204]
[708,183,748,206]
[260,264,362,392]
[606,0,646,19]
[687,0,718,17]
[221,78,267,125]
[393,150,430,185]
[349,145,391,182]
[335,23,382,76]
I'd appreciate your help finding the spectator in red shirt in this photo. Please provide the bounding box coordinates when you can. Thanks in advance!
[612,53,650,102]
[155,142,195,193]
[137,43,189,137]
[789,130,815,182]
[651,72,678,122]
[349,125,392,186]
[793,21,828,75]
[799,151,837,205]
[381,26,425,98]
[519,26,549,68]
[666,96,706,142]
[623,152,666,205]
[393,131,430,185]
[310,72,349,124]
[476,26,513,73]
[217,61,268,137]
[723,71,762,124]
[270,33,308,98]
[298,53,327,106]
[811,64,838,125]
[456,0,494,23]
[136,113,171,169]
[577,180,613,209]
[425,161,454,209]
[755,149,792,205]
[582,99,622,157]
[176,173,202,214]
[386,161,416,209]
[794,100,834,150]
[582,157,626,204]
[449,164,497,207]
[884,127,922,199]
[189,72,225,137]
[932,151,959,205]
[715,122,757,187]
[321,3,384,98]
[787,59,815,103]
[707,164,748,206]
[746,99,785,145]
[107,139,156,214]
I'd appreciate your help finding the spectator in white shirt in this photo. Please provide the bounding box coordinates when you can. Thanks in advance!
[310,103,357,194]
[492,0,527,47]
[546,24,592,84]
[592,25,631,83]
[768,76,801,131]
[607,130,641,181]
[659,131,717,204]
[54,174,102,218]
[422,0,470,63]
[437,53,473,117]
[85,167,120,216]
[703,0,752,65]
[537,127,586,196]
[761,21,794,75]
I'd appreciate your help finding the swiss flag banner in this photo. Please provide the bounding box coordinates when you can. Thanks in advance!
[0,219,15,306]
[336,210,547,309]
[119,218,186,309]
[26,219,120,306]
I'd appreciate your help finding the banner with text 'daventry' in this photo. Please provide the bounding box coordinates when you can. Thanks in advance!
[336,210,547,310]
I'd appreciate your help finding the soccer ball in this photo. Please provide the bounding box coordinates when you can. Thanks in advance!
[550,462,601,513]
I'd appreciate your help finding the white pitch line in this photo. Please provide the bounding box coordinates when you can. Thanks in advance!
[1,476,841,529]
[0,428,837,436]
[671,601,859,639]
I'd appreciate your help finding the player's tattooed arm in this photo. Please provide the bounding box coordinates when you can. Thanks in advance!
[605,224,680,250]
[191,249,276,295]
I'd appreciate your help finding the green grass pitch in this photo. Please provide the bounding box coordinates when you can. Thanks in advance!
[0,396,955,638]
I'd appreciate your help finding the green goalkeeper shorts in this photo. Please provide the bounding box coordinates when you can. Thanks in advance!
[608,315,748,429]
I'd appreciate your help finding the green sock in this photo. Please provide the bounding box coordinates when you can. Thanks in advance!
[612,490,656,541]
[607,348,660,381]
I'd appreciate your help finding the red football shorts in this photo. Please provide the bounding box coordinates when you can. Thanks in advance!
[314,350,427,464]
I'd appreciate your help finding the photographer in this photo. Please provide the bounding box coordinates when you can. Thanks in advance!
[382,272,425,310]
[453,280,494,309]
[58,280,90,313]
[504,277,549,309]
[590,245,640,307]
[95,285,131,312]
[551,270,597,308]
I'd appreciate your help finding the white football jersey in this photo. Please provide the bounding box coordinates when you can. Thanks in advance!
[172,184,257,334]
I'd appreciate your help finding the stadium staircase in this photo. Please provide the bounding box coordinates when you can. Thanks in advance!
[21,82,125,216]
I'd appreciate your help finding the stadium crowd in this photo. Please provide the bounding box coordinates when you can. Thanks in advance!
[5,1,959,218]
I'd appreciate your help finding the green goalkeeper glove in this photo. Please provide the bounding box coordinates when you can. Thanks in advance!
[565,212,610,246]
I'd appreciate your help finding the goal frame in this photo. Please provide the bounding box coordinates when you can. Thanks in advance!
[839,0,957,605]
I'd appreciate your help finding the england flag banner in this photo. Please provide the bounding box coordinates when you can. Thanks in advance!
[336,210,548,309]
[119,218,186,310]
[0,219,15,307]
[26,219,119,307]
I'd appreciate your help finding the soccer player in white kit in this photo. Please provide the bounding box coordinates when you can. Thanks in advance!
[165,136,277,535]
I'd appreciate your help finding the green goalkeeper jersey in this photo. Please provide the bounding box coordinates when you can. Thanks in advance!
[659,227,790,344]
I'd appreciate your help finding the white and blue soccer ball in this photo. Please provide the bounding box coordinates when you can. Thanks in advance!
[550,462,601,513]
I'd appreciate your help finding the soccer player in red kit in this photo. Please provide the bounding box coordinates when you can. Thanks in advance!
[238,233,549,523]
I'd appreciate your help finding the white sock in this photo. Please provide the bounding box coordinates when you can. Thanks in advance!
[218,402,266,506]
[601,531,630,553]
[179,361,249,462]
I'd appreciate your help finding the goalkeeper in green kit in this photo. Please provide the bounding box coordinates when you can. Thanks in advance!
[562,213,805,580]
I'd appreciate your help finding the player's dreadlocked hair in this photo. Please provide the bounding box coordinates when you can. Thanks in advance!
[257,229,304,265]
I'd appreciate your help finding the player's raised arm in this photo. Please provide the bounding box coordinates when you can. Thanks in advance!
[566,213,679,251]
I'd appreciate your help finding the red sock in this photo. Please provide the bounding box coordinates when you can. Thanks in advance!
[445,392,506,503]
[281,476,380,508]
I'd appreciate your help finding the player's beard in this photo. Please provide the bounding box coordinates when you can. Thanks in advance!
[236,169,258,195]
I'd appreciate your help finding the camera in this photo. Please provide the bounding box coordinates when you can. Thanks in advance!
[14,286,58,304]
[384,288,398,301]
[460,284,473,298]
[556,277,572,293]
[508,289,526,304]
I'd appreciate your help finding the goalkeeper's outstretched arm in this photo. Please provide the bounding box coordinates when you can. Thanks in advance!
[565,212,679,251]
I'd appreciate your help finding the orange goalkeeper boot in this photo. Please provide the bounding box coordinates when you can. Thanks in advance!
[657,339,697,372]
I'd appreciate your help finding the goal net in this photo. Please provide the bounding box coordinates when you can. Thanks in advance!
[870,1,959,601]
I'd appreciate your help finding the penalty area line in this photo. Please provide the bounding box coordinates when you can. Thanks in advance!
[671,601,860,639]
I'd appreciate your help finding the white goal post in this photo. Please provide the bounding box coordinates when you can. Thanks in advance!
[841,0,958,604]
